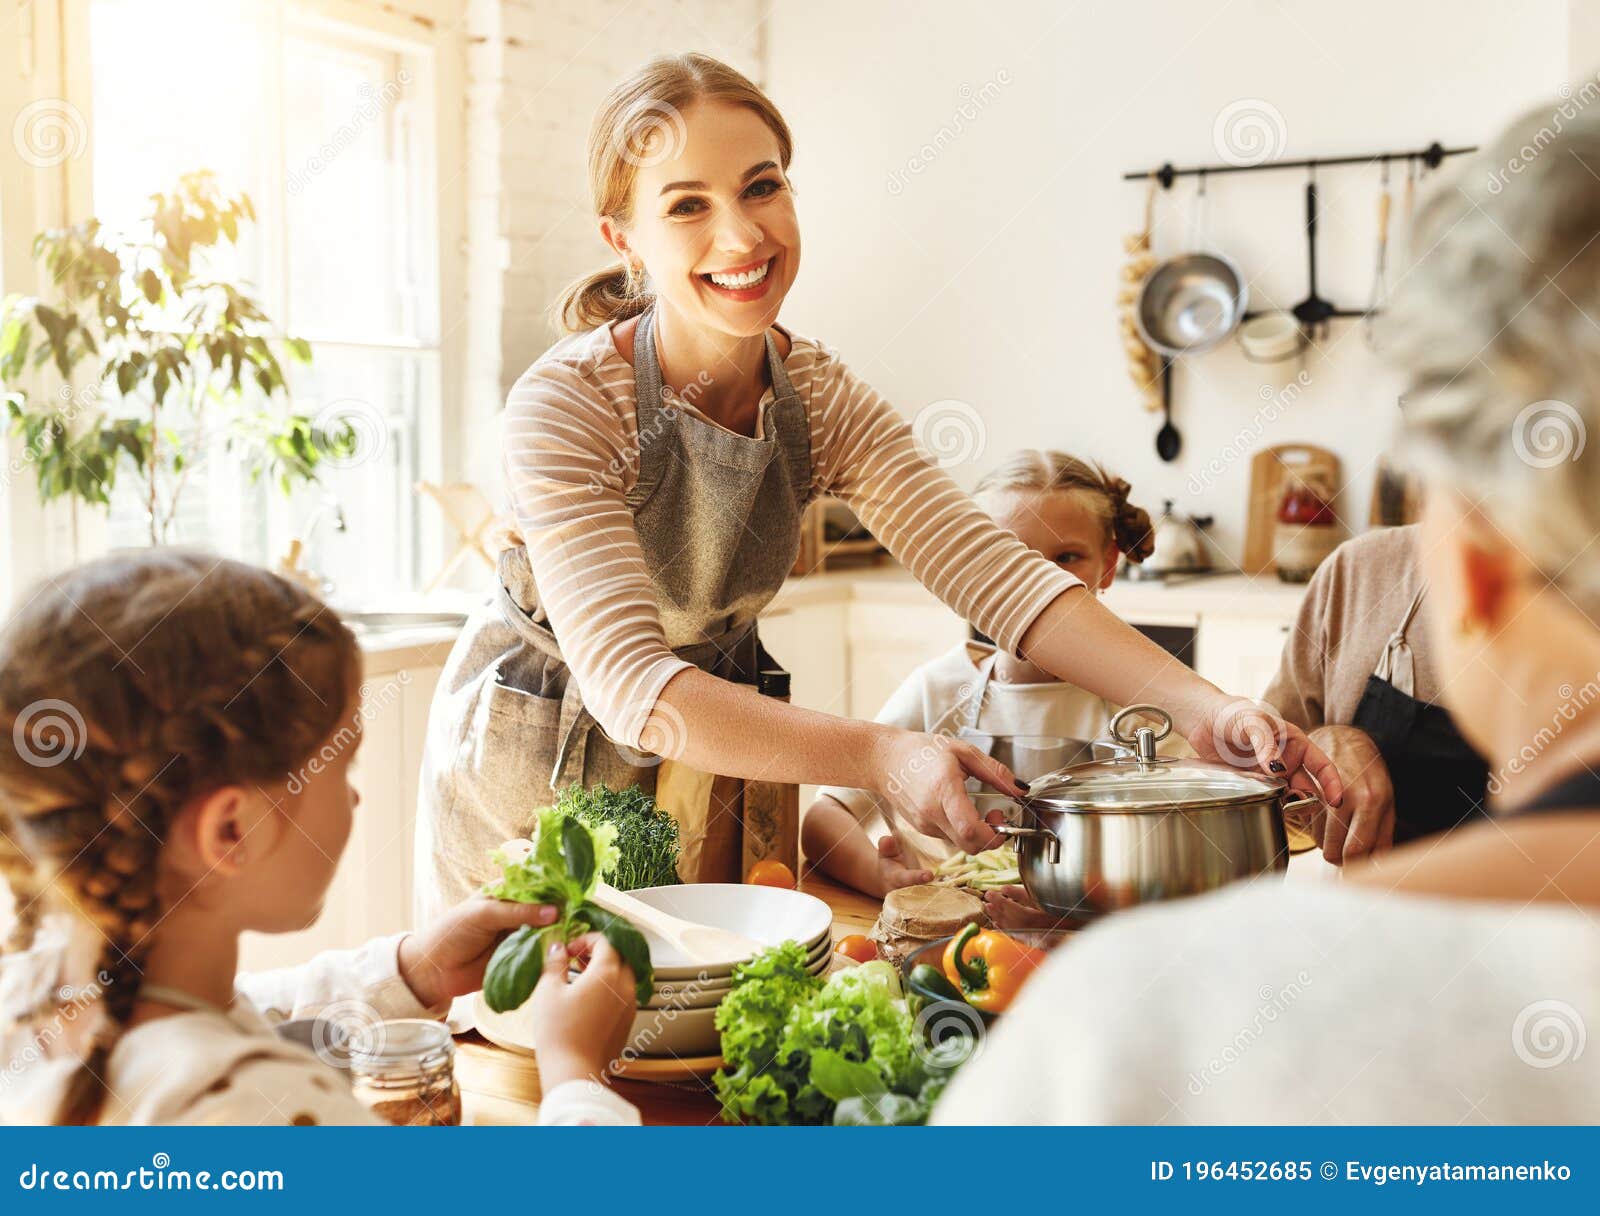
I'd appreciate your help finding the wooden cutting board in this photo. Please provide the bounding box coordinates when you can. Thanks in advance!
[1242,444,1342,574]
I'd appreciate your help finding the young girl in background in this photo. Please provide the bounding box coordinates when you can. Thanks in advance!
[803,451,1174,912]
[0,550,638,1125]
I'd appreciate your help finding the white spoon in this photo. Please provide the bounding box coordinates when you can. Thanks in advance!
[590,881,762,966]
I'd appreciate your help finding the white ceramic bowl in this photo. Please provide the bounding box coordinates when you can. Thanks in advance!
[634,884,833,976]
[645,939,830,1009]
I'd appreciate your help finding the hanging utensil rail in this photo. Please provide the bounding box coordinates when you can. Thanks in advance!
[1121,140,1476,188]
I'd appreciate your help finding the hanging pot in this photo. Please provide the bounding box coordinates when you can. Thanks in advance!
[1134,173,1248,357]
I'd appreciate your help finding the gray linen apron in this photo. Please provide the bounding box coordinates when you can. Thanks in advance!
[413,306,812,922]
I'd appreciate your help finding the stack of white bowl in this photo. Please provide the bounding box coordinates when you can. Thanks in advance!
[474,883,834,1061]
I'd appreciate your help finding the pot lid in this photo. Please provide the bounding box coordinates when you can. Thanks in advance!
[1023,704,1285,812]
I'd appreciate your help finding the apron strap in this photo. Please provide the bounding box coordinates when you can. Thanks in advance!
[960,650,1001,732]
[765,327,813,500]
[1374,582,1428,695]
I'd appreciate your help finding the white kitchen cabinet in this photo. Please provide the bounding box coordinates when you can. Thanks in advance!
[845,598,967,719]
[757,599,850,717]
[238,635,453,975]
[1195,613,1295,702]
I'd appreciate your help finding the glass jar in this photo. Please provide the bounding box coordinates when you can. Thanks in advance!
[347,1019,461,1127]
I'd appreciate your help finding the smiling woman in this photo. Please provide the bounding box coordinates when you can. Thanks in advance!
[412,53,1338,937]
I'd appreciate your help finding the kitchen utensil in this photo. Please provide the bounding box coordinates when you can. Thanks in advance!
[591,881,763,967]
[1154,357,1181,461]
[1237,311,1305,363]
[1291,173,1335,342]
[1364,161,1392,349]
[628,882,834,975]
[1135,175,1248,357]
[1130,499,1213,578]
[994,705,1321,921]
[1243,444,1341,573]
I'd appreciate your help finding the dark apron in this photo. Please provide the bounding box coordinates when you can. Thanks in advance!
[1350,583,1490,843]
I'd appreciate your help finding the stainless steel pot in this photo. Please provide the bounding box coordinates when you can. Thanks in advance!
[996,705,1319,922]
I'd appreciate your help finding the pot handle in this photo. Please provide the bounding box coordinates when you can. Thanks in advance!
[1280,793,1321,856]
[994,823,1061,865]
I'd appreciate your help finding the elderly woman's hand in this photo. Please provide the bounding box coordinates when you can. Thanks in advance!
[1306,725,1395,864]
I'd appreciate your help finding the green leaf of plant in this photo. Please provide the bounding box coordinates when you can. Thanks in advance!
[140,268,161,304]
[573,902,654,1005]
[561,815,596,892]
[481,924,557,1014]
[809,1048,890,1104]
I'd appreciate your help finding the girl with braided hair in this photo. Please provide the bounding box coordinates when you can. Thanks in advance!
[0,549,640,1125]
[805,450,1184,914]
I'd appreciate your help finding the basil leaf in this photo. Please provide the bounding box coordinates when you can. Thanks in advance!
[575,902,655,1005]
[482,924,555,1013]
[561,813,596,894]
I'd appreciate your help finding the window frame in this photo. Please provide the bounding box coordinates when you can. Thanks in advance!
[27,0,461,593]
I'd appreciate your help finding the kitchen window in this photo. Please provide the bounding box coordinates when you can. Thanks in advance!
[76,0,442,603]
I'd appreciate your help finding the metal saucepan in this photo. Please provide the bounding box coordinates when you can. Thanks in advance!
[995,704,1319,923]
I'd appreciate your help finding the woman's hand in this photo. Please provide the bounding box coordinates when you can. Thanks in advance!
[397,898,559,1010]
[1306,725,1395,864]
[1185,696,1346,807]
[870,730,1026,852]
[529,934,639,1090]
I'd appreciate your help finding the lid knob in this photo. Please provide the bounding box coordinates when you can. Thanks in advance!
[1110,704,1172,764]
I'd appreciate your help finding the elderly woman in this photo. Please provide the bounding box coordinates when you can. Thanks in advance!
[934,101,1600,1124]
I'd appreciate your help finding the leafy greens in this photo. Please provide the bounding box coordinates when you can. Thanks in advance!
[552,783,681,891]
[480,806,654,1011]
[713,943,962,1126]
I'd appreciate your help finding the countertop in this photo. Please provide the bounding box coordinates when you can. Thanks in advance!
[770,562,1308,623]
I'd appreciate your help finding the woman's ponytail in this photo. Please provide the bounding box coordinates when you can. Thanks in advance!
[552,263,652,334]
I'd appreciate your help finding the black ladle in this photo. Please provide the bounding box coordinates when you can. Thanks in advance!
[1291,177,1335,341]
[1155,356,1181,461]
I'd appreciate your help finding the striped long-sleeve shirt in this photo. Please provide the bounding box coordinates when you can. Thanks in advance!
[502,320,1081,748]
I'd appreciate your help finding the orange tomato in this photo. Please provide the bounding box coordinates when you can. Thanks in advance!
[834,934,878,964]
[746,859,797,889]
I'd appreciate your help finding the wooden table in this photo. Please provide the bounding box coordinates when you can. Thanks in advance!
[456,874,882,1126]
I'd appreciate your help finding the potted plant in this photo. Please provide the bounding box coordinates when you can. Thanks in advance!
[0,170,356,544]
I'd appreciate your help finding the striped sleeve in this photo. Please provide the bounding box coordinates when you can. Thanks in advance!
[502,357,691,747]
[805,349,1082,655]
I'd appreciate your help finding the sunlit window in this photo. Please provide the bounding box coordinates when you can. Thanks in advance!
[87,0,438,602]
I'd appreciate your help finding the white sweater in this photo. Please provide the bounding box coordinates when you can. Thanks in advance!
[0,933,638,1126]
[933,882,1600,1124]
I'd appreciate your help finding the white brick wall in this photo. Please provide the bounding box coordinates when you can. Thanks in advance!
[460,0,770,491]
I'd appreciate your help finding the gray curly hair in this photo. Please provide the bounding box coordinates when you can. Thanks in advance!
[1384,99,1600,608]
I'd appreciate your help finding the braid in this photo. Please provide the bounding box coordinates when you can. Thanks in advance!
[0,548,358,1124]
[974,450,1157,564]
